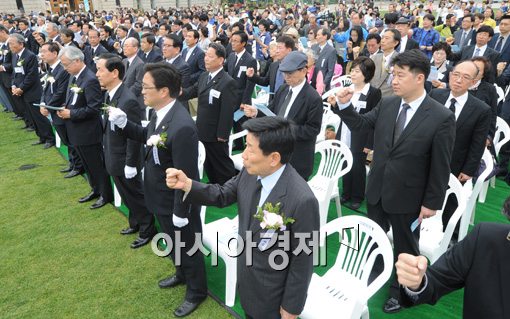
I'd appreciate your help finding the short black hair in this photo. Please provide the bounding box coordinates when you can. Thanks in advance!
[88,29,100,37]
[182,23,194,31]
[318,27,331,40]
[232,21,245,32]
[385,28,401,49]
[199,26,209,38]
[165,33,183,52]
[60,28,74,38]
[98,53,125,80]
[242,117,295,164]
[232,31,248,45]
[276,35,296,50]
[42,41,60,54]
[471,56,491,80]
[501,14,510,23]
[0,25,8,33]
[258,20,269,30]
[463,14,475,22]
[141,33,156,45]
[144,62,181,99]
[477,25,495,37]
[208,42,226,59]
[391,49,431,79]
[351,56,376,83]
[423,13,436,22]
[366,32,381,44]
[432,41,452,57]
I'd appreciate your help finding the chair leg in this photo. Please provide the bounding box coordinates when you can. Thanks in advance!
[490,176,496,188]
[335,194,342,218]
[478,180,489,203]
[224,257,237,307]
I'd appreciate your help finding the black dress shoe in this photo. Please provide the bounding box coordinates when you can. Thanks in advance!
[43,142,55,149]
[350,202,361,210]
[120,227,139,235]
[174,300,204,317]
[26,127,35,132]
[158,275,184,289]
[12,115,22,120]
[130,237,151,249]
[383,297,403,314]
[340,195,350,204]
[20,125,29,129]
[60,166,73,173]
[31,140,45,146]
[64,170,82,178]
[90,197,109,209]
[78,192,100,203]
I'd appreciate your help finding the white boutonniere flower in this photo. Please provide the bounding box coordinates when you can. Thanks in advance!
[254,202,295,231]
[47,75,55,83]
[16,58,24,66]
[70,84,83,94]
[146,132,167,149]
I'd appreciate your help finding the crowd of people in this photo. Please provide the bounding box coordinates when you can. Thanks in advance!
[1,0,509,318]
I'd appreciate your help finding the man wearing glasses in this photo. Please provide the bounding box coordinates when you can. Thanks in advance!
[121,38,144,105]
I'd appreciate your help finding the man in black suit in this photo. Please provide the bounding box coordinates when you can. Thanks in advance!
[429,61,491,232]
[395,17,420,53]
[46,22,62,44]
[396,221,510,319]
[108,63,207,317]
[9,34,46,139]
[243,51,323,180]
[96,54,156,248]
[17,19,37,54]
[162,34,192,89]
[57,46,113,209]
[224,31,257,109]
[246,35,295,102]
[0,26,15,115]
[451,26,501,83]
[453,14,475,50]
[311,28,337,91]
[488,14,510,63]
[83,29,108,73]
[334,50,456,313]
[122,38,145,105]
[38,42,83,177]
[181,29,205,115]
[165,116,320,319]
[139,33,163,63]
[181,43,236,184]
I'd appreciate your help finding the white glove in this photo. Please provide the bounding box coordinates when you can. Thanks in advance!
[124,165,137,179]
[173,215,189,228]
[108,107,127,129]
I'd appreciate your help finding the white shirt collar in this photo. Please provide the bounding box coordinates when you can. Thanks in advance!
[359,83,371,96]
[209,67,222,80]
[75,65,86,80]
[474,44,487,51]
[402,90,427,111]
[108,82,122,100]
[167,55,178,64]
[49,60,61,70]
[127,54,137,64]
[447,91,469,119]
[18,48,25,57]
[258,164,286,206]
[236,49,246,60]
[155,99,176,127]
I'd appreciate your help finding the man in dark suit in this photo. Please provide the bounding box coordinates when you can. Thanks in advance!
[9,34,47,140]
[395,17,420,53]
[96,54,156,248]
[334,50,456,313]
[83,29,108,73]
[122,37,145,105]
[46,22,62,44]
[242,51,323,180]
[0,26,16,115]
[162,34,192,89]
[165,116,320,319]
[139,33,163,63]
[488,14,510,63]
[57,46,113,209]
[429,61,491,232]
[181,43,236,184]
[108,63,207,317]
[181,29,205,115]
[17,19,37,54]
[224,31,257,109]
[311,28,337,91]
[246,35,295,102]
[453,14,475,50]
[38,42,83,177]
[451,26,501,83]
[396,221,510,319]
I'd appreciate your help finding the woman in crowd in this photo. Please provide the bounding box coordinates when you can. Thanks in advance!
[471,56,498,143]
[427,41,452,91]
[346,26,365,74]
[198,26,210,52]
[327,56,382,210]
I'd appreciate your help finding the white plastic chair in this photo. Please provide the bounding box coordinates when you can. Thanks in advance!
[199,206,239,307]
[495,84,505,105]
[55,130,61,148]
[459,149,493,240]
[308,140,353,228]
[316,107,341,144]
[300,215,394,319]
[330,74,352,89]
[479,117,510,203]
[198,141,205,180]
[113,184,122,207]
[228,130,248,171]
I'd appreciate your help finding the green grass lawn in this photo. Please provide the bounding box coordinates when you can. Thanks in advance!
[1,110,508,318]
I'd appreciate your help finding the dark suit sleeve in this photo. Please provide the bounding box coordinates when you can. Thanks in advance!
[241,59,257,104]
[121,120,148,144]
[496,64,510,87]
[132,63,144,97]
[48,71,70,107]
[364,88,381,149]
[181,63,192,89]
[401,223,481,307]
[462,106,491,176]
[186,173,239,207]
[123,99,144,168]
[18,54,39,92]
[249,62,272,86]
[180,80,198,101]
[281,195,320,315]
[217,78,236,139]
[338,101,380,132]
[191,50,206,83]
[423,112,456,210]
[324,50,337,88]
[292,93,323,141]
[70,78,102,121]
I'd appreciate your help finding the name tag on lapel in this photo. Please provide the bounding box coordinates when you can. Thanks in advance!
[71,92,78,105]
[210,89,221,101]
[357,101,367,109]
[321,59,325,68]
[237,66,247,78]
[258,229,277,251]
[14,67,24,74]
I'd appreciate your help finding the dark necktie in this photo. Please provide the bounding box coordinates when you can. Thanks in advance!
[235,55,240,67]
[393,103,411,144]
[460,32,467,46]
[207,74,212,84]
[126,60,130,71]
[105,94,111,105]
[495,36,504,52]
[449,98,457,115]
[250,179,263,217]
[277,88,293,118]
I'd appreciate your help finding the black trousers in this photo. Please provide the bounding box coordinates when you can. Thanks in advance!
[74,143,113,202]
[54,124,83,171]
[156,209,207,303]
[12,94,31,127]
[26,99,54,143]
[112,174,155,238]
[342,151,367,203]
[203,141,236,185]
[367,200,420,300]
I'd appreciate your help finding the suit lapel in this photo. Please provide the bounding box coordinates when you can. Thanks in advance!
[201,70,224,93]
[393,97,431,149]
[456,96,475,129]
[286,83,307,120]
[145,103,178,159]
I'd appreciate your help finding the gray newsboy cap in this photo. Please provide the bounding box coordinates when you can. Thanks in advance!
[279,51,308,72]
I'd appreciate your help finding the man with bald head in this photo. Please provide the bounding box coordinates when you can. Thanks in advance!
[122,37,144,104]
[429,61,491,233]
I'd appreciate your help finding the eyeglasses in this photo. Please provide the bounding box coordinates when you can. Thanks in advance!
[450,71,475,81]
[142,84,157,90]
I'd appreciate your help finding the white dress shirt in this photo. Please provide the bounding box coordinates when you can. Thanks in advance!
[284,79,307,118]
[446,91,469,120]
[155,99,176,128]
